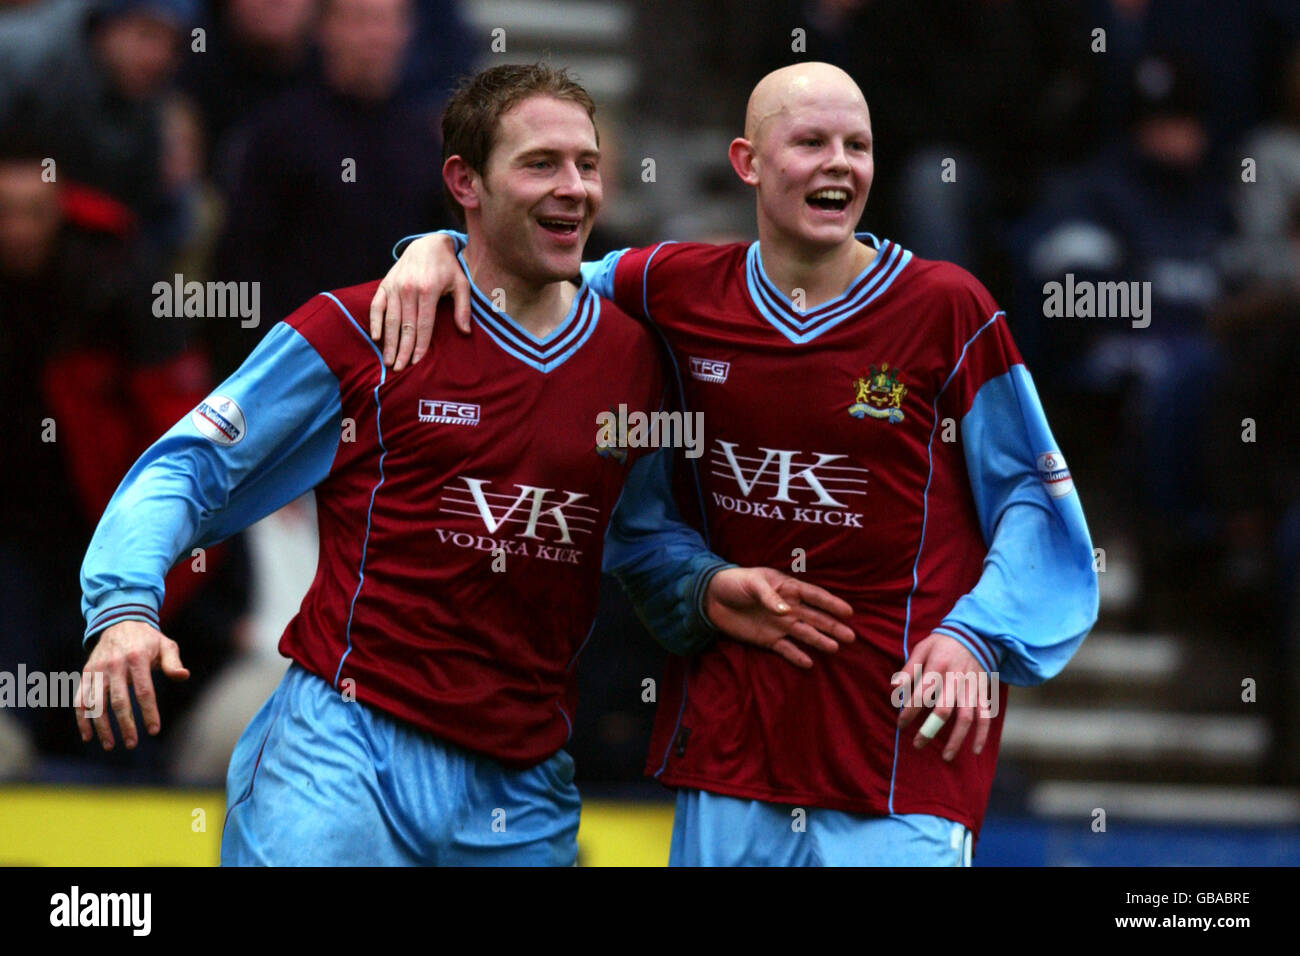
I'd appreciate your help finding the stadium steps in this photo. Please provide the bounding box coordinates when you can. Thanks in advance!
[999,630,1276,787]
[457,1,667,235]
[1025,781,1300,826]
[460,1,635,101]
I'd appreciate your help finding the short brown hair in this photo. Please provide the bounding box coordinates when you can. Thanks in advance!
[440,63,598,226]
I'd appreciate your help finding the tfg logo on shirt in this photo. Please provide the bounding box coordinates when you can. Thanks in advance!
[419,399,480,426]
[689,357,730,384]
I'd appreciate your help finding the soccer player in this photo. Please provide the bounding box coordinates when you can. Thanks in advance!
[372,62,1099,866]
[75,64,854,866]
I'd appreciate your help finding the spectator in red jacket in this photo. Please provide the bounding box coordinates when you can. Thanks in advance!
[0,143,247,777]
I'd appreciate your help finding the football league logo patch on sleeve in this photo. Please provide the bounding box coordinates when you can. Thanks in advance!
[1037,451,1074,497]
[192,395,246,445]
[848,364,907,423]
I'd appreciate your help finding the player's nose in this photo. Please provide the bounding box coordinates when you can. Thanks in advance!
[823,140,852,173]
[552,161,587,199]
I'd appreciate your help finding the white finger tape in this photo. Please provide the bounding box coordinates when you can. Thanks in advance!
[919,712,947,740]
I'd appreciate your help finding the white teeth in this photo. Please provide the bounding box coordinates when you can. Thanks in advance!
[809,189,849,201]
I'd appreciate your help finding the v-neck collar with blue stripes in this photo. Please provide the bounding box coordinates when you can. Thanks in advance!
[459,250,600,373]
[744,233,912,344]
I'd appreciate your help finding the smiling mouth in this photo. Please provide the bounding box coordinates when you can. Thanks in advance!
[806,188,850,212]
[538,218,580,235]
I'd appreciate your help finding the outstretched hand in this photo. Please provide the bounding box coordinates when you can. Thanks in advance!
[76,620,190,750]
[704,566,855,668]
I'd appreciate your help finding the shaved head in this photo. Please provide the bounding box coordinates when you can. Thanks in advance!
[744,62,868,144]
[728,60,875,262]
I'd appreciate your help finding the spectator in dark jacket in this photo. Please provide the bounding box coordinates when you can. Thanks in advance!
[0,0,198,254]
[179,0,320,181]
[210,0,452,378]
[1008,53,1232,616]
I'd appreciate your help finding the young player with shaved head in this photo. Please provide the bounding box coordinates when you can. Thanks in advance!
[374,62,1098,866]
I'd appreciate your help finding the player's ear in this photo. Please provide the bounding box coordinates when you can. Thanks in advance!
[443,155,482,215]
[728,137,760,186]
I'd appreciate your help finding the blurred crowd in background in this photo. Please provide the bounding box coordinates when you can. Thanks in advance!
[1,0,1298,790]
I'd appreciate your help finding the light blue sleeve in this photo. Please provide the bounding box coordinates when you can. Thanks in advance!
[603,447,733,655]
[391,230,624,300]
[80,321,344,643]
[391,230,462,260]
[933,364,1099,685]
[578,249,628,300]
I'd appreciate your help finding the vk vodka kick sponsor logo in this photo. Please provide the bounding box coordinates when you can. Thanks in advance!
[708,439,868,528]
[435,477,598,565]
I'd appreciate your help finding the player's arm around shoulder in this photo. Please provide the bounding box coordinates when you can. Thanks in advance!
[365,232,739,368]
[367,230,626,367]
[370,232,472,370]
[616,239,748,325]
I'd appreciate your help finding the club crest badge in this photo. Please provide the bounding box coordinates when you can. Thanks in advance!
[849,364,907,424]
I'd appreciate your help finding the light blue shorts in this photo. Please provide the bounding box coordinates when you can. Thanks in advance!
[221,663,581,866]
[670,788,972,866]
